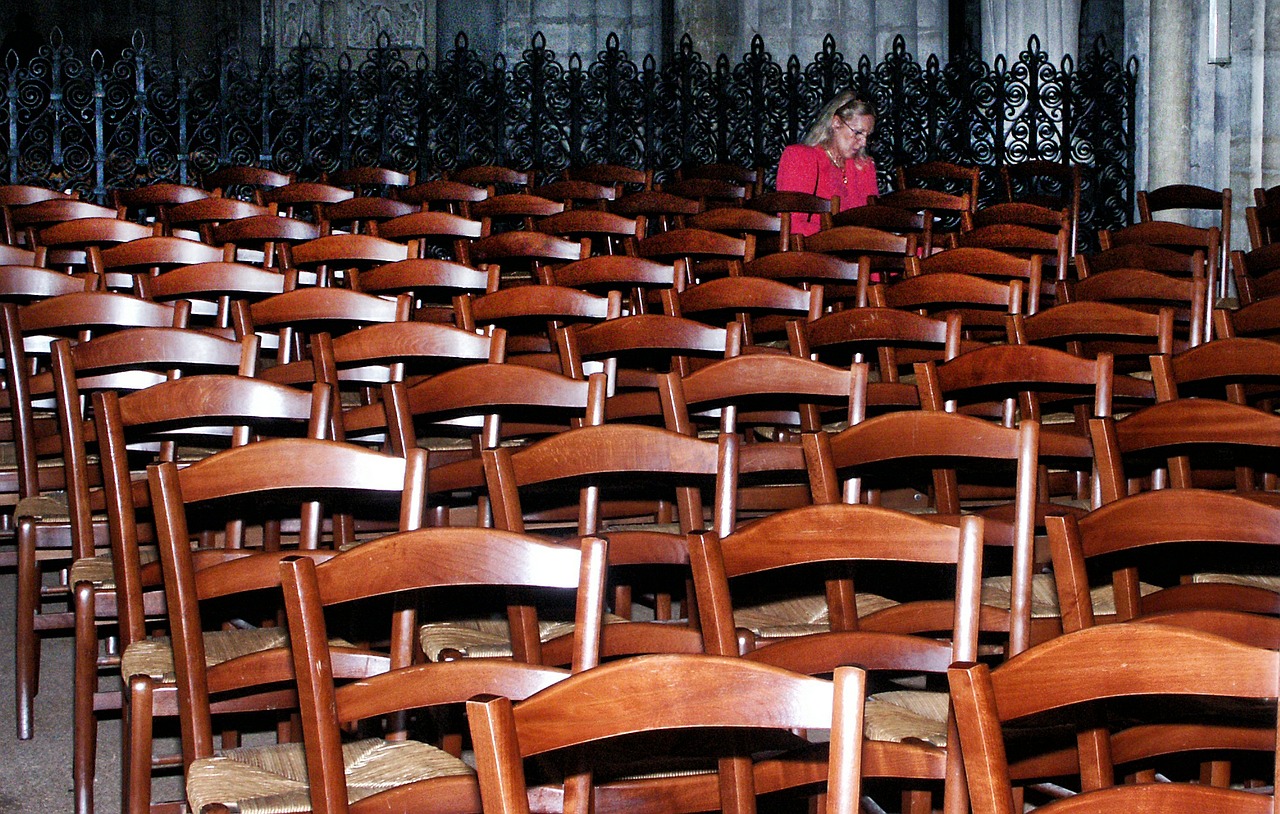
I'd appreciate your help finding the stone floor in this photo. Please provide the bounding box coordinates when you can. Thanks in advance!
[0,568,183,814]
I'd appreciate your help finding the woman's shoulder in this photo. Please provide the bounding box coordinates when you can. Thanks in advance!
[781,143,822,160]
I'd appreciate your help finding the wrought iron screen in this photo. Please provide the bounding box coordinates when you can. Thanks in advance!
[0,28,1136,246]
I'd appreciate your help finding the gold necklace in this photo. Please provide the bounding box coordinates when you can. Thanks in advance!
[824,146,847,184]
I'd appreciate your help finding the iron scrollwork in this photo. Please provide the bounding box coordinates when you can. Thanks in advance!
[0,29,1136,243]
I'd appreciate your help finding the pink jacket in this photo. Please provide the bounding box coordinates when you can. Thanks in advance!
[775,143,879,235]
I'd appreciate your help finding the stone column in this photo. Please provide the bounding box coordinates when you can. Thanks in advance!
[1146,0,1193,190]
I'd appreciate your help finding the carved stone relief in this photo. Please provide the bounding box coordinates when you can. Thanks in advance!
[266,0,428,50]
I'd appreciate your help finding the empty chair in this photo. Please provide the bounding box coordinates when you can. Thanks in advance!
[748,189,835,247]
[1150,335,1280,406]
[1098,220,1221,332]
[873,186,973,248]
[277,529,608,814]
[138,261,292,333]
[286,233,409,286]
[457,284,619,370]
[469,655,865,814]
[36,216,156,275]
[662,176,748,209]
[373,209,486,260]
[260,180,354,221]
[635,226,749,283]
[1246,202,1280,250]
[1139,183,1231,273]
[688,207,785,256]
[690,503,981,814]
[92,235,226,291]
[999,159,1082,254]
[897,160,982,204]
[608,189,701,234]
[1047,489,1280,636]
[324,164,412,196]
[210,214,322,269]
[533,179,617,210]
[162,196,274,243]
[470,193,565,233]
[1229,242,1280,304]
[956,221,1070,289]
[949,623,1280,814]
[465,230,587,284]
[830,203,934,256]
[663,275,820,348]
[11,199,122,249]
[398,178,490,217]
[1073,243,1210,347]
[452,164,533,193]
[873,271,1024,343]
[533,208,642,256]
[543,254,681,315]
[678,161,761,193]
[349,257,489,323]
[566,163,652,193]
[200,165,293,202]
[315,195,416,235]
[0,184,76,244]
[112,183,211,224]
[912,245,1045,314]
[797,224,917,306]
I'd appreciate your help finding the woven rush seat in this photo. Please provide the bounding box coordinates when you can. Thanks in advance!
[186,737,472,814]
[863,690,949,747]
[419,613,628,661]
[732,592,900,640]
[980,573,1161,618]
[119,625,337,684]
[1193,572,1280,591]
[68,546,157,590]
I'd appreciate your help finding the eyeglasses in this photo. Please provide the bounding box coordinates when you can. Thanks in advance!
[835,118,873,140]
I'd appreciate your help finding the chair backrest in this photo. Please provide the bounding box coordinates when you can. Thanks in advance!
[200,165,293,200]
[467,654,865,814]
[315,196,416,235]
[534,179,618,209]
[93,375,329,645]
[138,261,291,331]
[1229,241,1280,304]
[456,285,620,370]
[829,203,933,255]
[261,181,355,221]
[324,165,412,194]
[533,209,642,256]
[797,225,917,307]
[998,160,1081,255]
[112,183,211,223]
[286,233,410,285]
[398,178,490,217]
[1138,183,1230,272]
[1150,335,1280,405]
[897,161,982,203]
[663,275,820,347]
[1246,202,1280,250]
[541,254,680,314]
[279,530,609,814]
[951,623,1280,814]
[148,439,428,765]
[1098,220,1221,335]
[608,189,702,233]
[1090,397,1280,504]
[1047,489,1280,635]
[955,222,1069,286]
[452,165,533,193]
[348,258,489,323]
[372,210,486,261]
[913,245,1044,314]
[566,163,652,193]
[806,410,1039,654]
[1069,265,1208,347]
[634,227,750,282]
[465,230,588,280]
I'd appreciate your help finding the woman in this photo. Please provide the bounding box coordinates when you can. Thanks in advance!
[775,92,878,236]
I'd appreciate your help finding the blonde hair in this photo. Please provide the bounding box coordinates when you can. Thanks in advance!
[802,92,876,159]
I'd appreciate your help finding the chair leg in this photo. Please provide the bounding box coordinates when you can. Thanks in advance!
[126,675,155,814]
[15,520,38,739]
[74,581,98,814]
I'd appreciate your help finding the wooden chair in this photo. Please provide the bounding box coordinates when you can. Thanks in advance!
[1150,335,1280,407]
[534,179,618,210]
[797,225,917,306]
[746,190,834,247]
[949,623,1280,814]
[11,199,122,249]
[161,197,274,244]
[137,261,292,334]
[382,365,606,529]
[285,233,409,287]
[145,439,426,814]
[1246,202,1280,250]
[0,183,76,244]
[464,230,588,284]
[897,160,982,205]
[1047,489,1280,637]
[199,165,293,203]
[84,374,329,814]
[608,189,702,234]
[468,654,865,814]
[556,313,731,421]
[634,227,749,284]
[1255,183,1280,207]
[830,203,933,256]
[956,221,1070,290]
[662,275,820,348]
[315,195,416,235]
[471,193,564,234]
[348,257,489,323]
[29,217,153,278]
[688,207,785,256]
[659,353,857,517]
[484,421,737,622]
[1098,221,1222,333]
[112,183,211,225]
[911,245,1045,314]
[208,220,317,279]
[690,504,981,814]
[451,164,533,194]
[4,293,187,740]
[277,529,608,814]
[804,410,1041,654]
[566,163,652,194]
[397,178,490,217]
[789,306,961,413]
[1138,183,1231,273]
[1090,397,1280,505]
[872,187,973,249]
[1072,244,1209,347]
[679,162,760,190]
[260,181,354,222]
[663,177,749,210]
[534,209,643,257]
[372,210,486,261]
[92,235,227,291]
[324,165,412,196]
[1228,242,1280,304]
[1217,292,1280,340]
[540,254,681,315]
[872,271,1024,344]
[998,160,1082,255]
[456,284,620,371]
[738,250,860,306]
